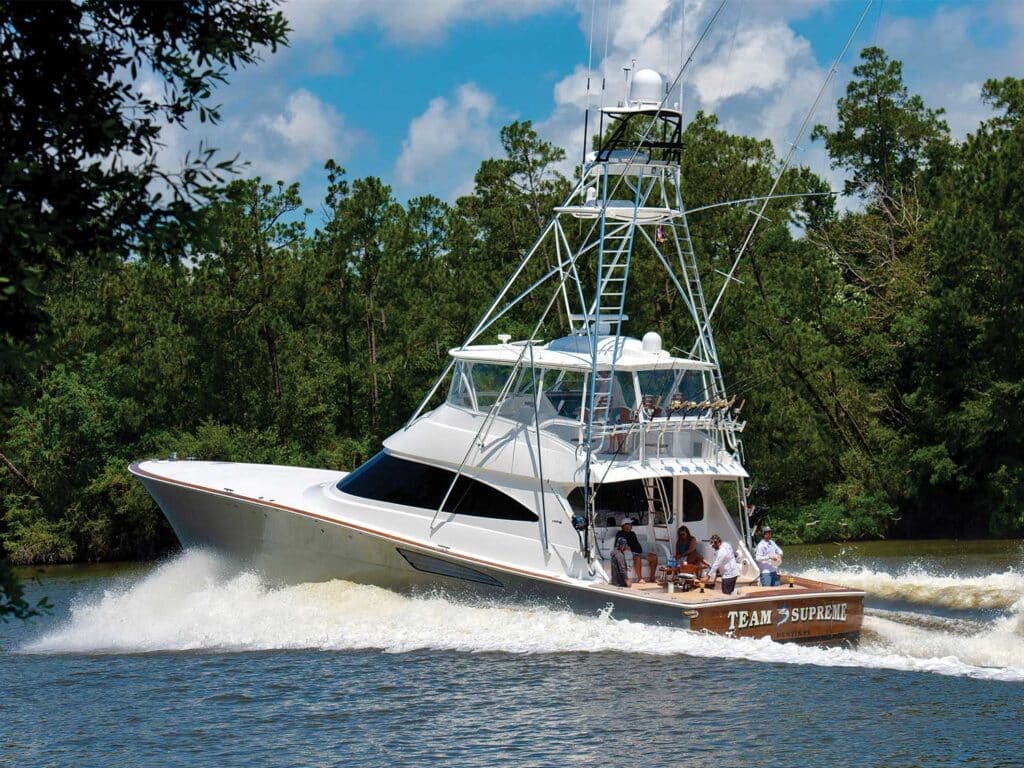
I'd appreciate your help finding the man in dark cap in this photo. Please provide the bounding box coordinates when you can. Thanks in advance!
[617,519,659,583]
[610,537,631,587]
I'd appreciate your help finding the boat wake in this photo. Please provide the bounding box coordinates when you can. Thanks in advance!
[21,551,1024,683]
[796,565,1024,610]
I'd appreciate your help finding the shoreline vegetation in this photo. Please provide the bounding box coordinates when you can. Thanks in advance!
[3,5,1024,583]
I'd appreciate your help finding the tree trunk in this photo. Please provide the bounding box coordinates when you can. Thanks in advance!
[0,452,39,496]
[262,324,282,399]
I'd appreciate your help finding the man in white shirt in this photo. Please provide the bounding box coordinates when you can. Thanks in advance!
[755,526,783,587]
[702,534,741,594]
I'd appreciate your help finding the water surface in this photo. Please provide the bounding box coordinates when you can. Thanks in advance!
[2,540,1022,767]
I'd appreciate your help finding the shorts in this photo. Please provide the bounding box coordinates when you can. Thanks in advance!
[721,577,738,595]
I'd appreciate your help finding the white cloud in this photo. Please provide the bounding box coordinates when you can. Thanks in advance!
[283,0,567,43]
[873,1,1024,138]
[233,88,350,182]
[691,23,811,106]
[150,86,352,193]
[394,83,499,198]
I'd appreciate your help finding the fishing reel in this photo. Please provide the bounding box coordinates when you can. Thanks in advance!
[571,513,588,532]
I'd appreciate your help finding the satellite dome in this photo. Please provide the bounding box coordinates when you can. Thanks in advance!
[630,68,664,106]
[642,331,662,353]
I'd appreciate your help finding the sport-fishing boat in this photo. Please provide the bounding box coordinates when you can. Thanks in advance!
[132,65,863,643]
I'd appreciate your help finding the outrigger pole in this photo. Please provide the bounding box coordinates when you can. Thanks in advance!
[698,0,875,339]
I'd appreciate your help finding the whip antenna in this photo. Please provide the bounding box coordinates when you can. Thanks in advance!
[581,0,597,166]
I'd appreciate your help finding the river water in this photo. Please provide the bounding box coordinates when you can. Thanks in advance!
[2,540,1022,767]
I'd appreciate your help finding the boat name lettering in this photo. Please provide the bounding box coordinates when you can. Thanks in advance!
[775,602,848,626]
[727,603,848,631]
[726,608,772,631]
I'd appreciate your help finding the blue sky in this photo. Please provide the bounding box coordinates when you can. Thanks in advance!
[159,0,1024,209]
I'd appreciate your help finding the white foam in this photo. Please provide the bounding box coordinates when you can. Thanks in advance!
[21,552,1024,683]
[860,599,1024,672]
[796,565,1024,610]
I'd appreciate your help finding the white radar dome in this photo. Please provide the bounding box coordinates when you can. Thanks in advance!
[630,68,664,106]
[642,331,662,353]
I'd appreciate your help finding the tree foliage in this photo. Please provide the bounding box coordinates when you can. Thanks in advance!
[0,1,287,611]
[0,0,288,355]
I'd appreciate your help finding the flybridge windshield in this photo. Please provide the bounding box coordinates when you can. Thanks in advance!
[446,360,709,421]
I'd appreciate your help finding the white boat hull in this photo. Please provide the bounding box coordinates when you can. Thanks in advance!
[131,460,864,639]
[132,460,682,620]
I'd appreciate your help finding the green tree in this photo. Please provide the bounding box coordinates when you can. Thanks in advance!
[907,78,1024,536]
[0,0,287,613]
[455,121,570,341]
[813,46,948,204]
[0,0,287,357]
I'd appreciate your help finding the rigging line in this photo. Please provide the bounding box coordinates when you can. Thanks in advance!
[597,0,611,143]
[679,0,685,119]
[409,206,565,426]
[715,0,742,109]
[702,0,874,333]
[870,0,884,48]
[684,191,835,215]
[433,351,526,531]
[460,217,558,348]
[528,342,549,552]
[471,232,609,343]
[665,1,673,90]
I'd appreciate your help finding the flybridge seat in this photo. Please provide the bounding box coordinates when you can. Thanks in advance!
[582,151,678,178]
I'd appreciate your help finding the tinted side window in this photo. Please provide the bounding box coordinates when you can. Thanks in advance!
[682,479,704,522]
[568,480,649,526]
[338,453,538,522]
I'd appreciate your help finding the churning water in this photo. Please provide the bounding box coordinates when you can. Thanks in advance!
[3,542,1022,767]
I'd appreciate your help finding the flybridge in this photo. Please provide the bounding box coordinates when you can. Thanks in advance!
[443,331,746,466]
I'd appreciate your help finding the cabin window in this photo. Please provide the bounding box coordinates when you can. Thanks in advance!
[637,369,706,414]
[496,366,560,421]
[545,370,586,419]
[679,371,708,403]
[468,363,515,409]
[337,452,539,522]
[637,369,677,413]
[447,362,474,409]
[682,479,704,522]
[568,479,651,526]
[593,370,636,412]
